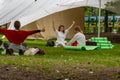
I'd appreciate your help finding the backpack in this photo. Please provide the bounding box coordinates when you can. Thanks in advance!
[46,40,55,47]
[86,41,97,46]
[37,49,45,55]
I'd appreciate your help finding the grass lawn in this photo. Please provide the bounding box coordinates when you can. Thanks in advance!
[0,39,120,79]
[1,39,120,67]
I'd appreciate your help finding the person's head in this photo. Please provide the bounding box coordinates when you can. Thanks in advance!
[14,21,21,30]
[58,25,65,33]
[74,26,83,33]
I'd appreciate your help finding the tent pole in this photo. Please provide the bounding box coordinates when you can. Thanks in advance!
[98,0,101,37]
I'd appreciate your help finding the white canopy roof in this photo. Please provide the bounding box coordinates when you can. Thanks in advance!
[0,0,113,27]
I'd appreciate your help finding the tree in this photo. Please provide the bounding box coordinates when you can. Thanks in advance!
[105,0,120,14]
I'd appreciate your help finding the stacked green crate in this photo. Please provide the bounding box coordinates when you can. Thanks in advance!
[90,37,114,49]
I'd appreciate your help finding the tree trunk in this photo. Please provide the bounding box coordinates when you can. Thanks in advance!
[104,10,108,32]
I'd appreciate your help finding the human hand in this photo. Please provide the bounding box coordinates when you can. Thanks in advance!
[72,21,75,24]
[41,27,45,32]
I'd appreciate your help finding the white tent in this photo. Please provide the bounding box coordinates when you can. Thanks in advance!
[0,0,114,28]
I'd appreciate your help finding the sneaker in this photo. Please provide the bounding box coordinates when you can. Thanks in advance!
[1,49,6,55]
[19,49,24,55]
[6,49,13,55]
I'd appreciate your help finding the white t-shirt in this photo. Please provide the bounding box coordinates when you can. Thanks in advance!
[55,29,69,46]
[67,32,86,46]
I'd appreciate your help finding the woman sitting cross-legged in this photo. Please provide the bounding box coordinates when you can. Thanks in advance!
[0,21,45,55]
[53,21,75,47]
[67,26,86,46]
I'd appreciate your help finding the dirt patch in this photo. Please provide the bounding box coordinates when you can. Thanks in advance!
[0,65,120,80]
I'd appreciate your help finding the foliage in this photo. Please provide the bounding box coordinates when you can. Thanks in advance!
[84,7,105,16]
[105,0,120,14]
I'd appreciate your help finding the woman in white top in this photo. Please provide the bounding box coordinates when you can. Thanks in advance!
[53,21,75,47]
[67,26,86,46]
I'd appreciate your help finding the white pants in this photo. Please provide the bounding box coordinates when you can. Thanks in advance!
[55,41,67,47]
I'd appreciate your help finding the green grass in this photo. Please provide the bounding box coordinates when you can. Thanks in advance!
[0,39,120,68]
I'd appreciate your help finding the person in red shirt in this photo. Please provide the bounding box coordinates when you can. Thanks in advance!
[0,21,45,55]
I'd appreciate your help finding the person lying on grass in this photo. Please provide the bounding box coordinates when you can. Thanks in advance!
[0,21,45,55]
[67,26,86,46]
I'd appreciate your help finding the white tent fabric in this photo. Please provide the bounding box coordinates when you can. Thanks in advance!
[0,0,113,28]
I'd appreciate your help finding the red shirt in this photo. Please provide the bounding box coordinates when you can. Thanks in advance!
[0,28,36,44]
